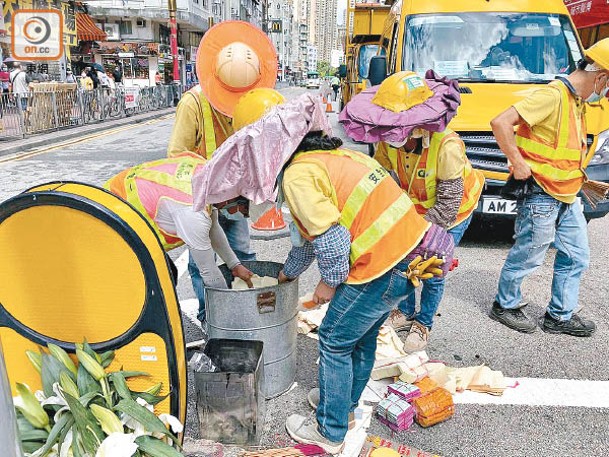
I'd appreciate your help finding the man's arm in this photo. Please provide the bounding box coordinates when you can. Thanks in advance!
[167,93,202,157]
[490,107,530,180]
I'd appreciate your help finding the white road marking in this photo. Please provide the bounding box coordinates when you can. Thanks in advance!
[175,249,189,279]
[454,377,609,408]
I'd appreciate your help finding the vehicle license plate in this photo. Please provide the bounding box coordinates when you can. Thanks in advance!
[482,197,518,215]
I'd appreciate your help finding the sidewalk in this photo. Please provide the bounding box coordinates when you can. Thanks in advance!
[0,107,176,158]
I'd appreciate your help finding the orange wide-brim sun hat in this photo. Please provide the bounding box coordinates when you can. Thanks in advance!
[197,21,278,117]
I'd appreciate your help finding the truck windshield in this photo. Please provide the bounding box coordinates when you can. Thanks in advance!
[403,13,583,83]
[358,45,383,79]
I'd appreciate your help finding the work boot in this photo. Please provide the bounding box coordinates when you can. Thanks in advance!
[403,321,430,352]
[386,309,414,332]
[489,301,537,333]
[541,313,596,337]
[285,414,344,454]
[307,388,356,430]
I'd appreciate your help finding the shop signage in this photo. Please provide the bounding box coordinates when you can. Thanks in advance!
[118,52,134,58]
[98,41,159,56]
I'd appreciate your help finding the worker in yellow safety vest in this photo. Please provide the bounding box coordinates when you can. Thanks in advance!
[339,71,485,352]
[489,38,609,337]
[166,20,278,322]
[104,153,257,310]
[192,90,456,453]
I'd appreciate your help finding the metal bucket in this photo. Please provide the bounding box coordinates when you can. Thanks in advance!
[205,261,298,399]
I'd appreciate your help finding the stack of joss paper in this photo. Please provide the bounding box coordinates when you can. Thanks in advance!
[411,380,454,428]
[376,393,416,432]
[376,381,422,431]
[387,380,422,402]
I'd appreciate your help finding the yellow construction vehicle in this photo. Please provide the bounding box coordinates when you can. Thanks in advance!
[339,2,392,109]
[368,0,609,221]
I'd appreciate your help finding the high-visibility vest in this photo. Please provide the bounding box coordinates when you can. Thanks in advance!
[170,86,233,159]
[385,130,485,228]
[515,80,587,200]
[288,148,431,284]
[105,153,206,251]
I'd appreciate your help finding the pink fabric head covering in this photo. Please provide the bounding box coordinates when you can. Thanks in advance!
[192,93,331,211]
[338,70,461,144]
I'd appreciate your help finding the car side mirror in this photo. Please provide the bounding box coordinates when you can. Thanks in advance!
[338,64,347,78]
[368,56,387,86]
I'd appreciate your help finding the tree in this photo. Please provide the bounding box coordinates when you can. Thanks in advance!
[317,60,334,77]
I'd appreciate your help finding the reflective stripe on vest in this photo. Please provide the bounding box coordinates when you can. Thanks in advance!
[291,148,430,284]
[106,156,205,251]
[190,87,231,159]
[200,95,217,157]
[515,80,587,199]
[386,130,485,227]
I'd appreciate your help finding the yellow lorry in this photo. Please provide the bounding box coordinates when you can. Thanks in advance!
[339,2,391,109]
[368,0,609,220]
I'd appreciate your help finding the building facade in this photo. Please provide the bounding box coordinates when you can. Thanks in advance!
[307,44,318,72]
[267,0,294,81]
[305,0,337,63]
[82,0,212,86]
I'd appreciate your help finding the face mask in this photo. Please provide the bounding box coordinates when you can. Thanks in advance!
[220,208,246,221]
[249,201,275,224]
[387,139,408,148]
[586,78,609,104]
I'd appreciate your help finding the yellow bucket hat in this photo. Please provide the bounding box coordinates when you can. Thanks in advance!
[372,71,434,113]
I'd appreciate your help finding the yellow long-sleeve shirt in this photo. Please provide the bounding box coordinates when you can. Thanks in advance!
[167,86,233,158]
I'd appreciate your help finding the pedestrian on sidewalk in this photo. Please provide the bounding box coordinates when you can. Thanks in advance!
[167,20,278,323]
[339,70,484,352]
[488,38,609,337]
[330,74,340,101]
[105,153,256,304]
[192,92,455,454]
[10,63,29,112]
[0,65,9,94]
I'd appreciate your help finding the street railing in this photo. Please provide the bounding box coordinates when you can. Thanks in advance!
[0,83,183,140]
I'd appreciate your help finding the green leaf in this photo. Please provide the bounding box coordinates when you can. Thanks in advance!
[71,425,85,457]
[135,435,183,457]
[19,428,49,441]
[82,340,102,363]
[79,391,99,407]
[77,362,101,396]
[131,391,169,406]
[63,391,104,455]
[17,414,36,433]
[56,416,74,457]
[114,398,178,443]
[115,370,151,379]
[100,350,115,368]
[21,441,45,453]
[41,352,65,397]
[30,411,74,457]
[109,372,133,400]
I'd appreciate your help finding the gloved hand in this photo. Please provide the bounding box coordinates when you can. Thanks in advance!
[404,255,445,287]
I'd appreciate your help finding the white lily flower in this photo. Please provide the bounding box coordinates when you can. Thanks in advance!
[120,398,154,438]
[95,433,138,457]
[158,414,184,434]
[34,390,46,402]
[42,383,67,407]
[60,429,73,457]
[136,397,154,412]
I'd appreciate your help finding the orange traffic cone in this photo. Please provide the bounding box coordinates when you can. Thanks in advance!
[251,207,287,231]
[321,95,334,113]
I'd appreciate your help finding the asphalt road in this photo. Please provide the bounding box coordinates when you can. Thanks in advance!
[1,86,608,456]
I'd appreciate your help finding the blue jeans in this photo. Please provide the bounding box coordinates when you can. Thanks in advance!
[316,260,415,442]
[495,193,589,321]
[398,214,472,328]
[191,214,256,322]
